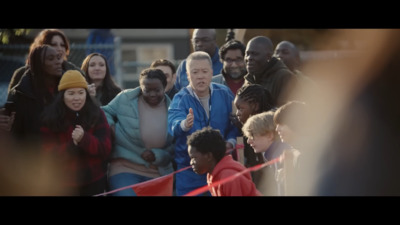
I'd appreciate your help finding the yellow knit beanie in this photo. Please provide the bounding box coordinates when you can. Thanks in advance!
[58,70,88,91]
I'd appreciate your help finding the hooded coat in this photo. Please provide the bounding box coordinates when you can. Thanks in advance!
[207,155,261,196]
[244,57,294,107]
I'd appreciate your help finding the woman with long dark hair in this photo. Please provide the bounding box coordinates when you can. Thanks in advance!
[40,70,112,196]
[8,29,83,93]
[4,44,63,142]
[81,53,122,106]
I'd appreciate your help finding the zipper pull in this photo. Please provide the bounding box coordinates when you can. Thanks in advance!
[74,112,80,126]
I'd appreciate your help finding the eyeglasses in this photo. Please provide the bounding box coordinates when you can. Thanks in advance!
[224,58,244,65]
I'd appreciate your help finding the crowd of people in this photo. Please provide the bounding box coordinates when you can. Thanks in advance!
[1,28,399,196]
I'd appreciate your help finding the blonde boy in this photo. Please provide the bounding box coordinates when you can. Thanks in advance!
[242,111,297,196]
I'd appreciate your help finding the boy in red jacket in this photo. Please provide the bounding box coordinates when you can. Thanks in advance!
[187,127,261,196]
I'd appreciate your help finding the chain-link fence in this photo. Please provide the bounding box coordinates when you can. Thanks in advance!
[1,40,125,107]
[1,38,184,107]
[0,44,28,106]
[1,43,117,106]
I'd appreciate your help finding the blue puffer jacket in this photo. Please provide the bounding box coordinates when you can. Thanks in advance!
[101,87,174,176]
[168,83,240,194]
[168,83,239,168]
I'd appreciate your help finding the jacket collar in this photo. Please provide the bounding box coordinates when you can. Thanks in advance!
[211,46,220,64]
[186,83,214,102]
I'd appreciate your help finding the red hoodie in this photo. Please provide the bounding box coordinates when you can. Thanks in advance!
[207,155,261,196]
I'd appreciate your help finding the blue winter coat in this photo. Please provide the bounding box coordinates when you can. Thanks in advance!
[168,83,240,194]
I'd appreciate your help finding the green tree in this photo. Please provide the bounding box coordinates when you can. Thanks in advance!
[0,29,31,44]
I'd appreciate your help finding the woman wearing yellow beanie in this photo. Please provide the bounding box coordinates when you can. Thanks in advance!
[41,70,112,196]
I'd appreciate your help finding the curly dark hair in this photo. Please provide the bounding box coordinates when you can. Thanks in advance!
[187,127,226,162]
[139,68,167,88]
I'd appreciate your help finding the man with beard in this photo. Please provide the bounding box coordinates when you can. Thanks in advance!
[211,40,247,161]
[212,40,247,95]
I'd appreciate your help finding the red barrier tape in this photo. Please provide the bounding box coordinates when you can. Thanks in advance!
[93,144,270,197]
[93,166,191,196]
[184,157,281,196]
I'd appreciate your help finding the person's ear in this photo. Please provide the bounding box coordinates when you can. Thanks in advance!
[250,102,260,114]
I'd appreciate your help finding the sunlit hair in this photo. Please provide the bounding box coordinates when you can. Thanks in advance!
[150,59,177,74]
[187,127,226,162]
[186,51,212,72]
[28,45,51,80]
[236,84,274,114]
[28,44,61,105]
[28,29,70,62]
[242,110,277,140]
[273,100,306,133]
[139,68,167,88]
[81,53,122,105]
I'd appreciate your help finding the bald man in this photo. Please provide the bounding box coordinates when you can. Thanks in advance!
[174,29,223,91]
[274,40,316,102]
[274,40,301,73]
[244,36,295,107]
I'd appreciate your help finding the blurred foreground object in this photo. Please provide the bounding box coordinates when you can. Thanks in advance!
[285,29,400,195]
[0,132,76,196]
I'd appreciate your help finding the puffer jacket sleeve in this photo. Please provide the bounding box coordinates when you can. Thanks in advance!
[151,143,174,167]
[101,90,122,127]
[168,92,188,137]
